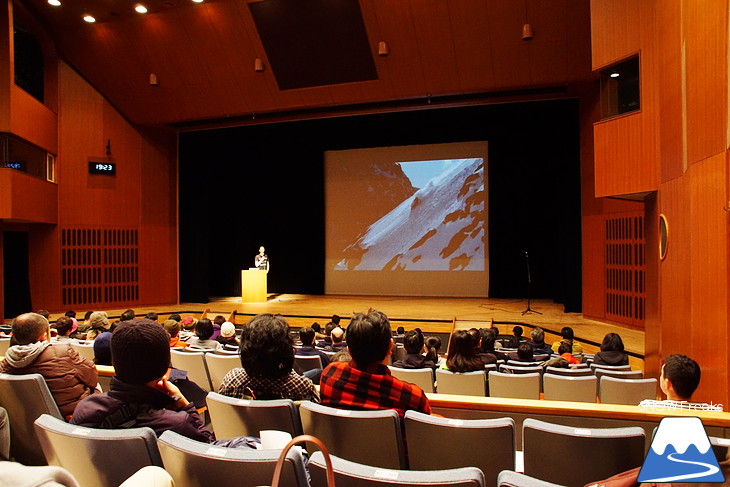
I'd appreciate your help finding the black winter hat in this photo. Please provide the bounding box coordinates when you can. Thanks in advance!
[111,318,170,384]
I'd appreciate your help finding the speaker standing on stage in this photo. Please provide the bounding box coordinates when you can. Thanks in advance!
[255,246,269,272]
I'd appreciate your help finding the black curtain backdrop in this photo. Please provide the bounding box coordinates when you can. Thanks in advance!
[179,99,582,312]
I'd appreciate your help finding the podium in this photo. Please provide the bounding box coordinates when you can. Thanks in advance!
[241,269,267,303]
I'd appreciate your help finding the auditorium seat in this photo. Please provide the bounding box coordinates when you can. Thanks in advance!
[293,354,322,373]
[0,373,63,465]
[497,470,565,487]
[522,418,645,486]
[598,377,657,405]
[542,374,597,403]
[170,349,213,391]
[204,353,240,391]
[593,369,643,383]
[435,369,486,396]
[388,366,435,393]
[206,392,303,438]
[0,337,10,356]
[69,342,95,362]
[499,364,544,376]
[309,451,486,487]
[589,363,631,373]
[34,414,163,487]
[710,436,730,462]
[299,400,406,469]
[157,430,308,487]
[404,411,514,487]
[488,371,540,400]
[544,366,592,377]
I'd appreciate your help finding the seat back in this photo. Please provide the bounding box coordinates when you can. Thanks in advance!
[710,436,730,462]
[599,377,657,405]
[542,374,597,403]
[170,350,213,391]
[34,414,162,487]
[388,366,435,393]
[0,337,10,356]
[0,373,63,465]
[488,371,540,400]
[204,353,240,391]
[69,342,95,362]
[158,430,308,487]
[499,364,543,375]
[522,418,645,486]
[299,401,406,469]
[405,411,514,487]
[435,369,486,396]
[206,392,303,438]
[497,470,566,487]
[594,369,643,381]
[293,354,322,372]
[544,366,593,377]
[309,451,486,487]
[589,363,631,373]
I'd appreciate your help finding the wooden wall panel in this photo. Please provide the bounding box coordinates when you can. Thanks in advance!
[594,112,658,197]
[9,86,57,153]
[0,168,57,223]
[684,0,727,165]
[687,153,728,404]
[590,0,640,70]
[581,214,606,319]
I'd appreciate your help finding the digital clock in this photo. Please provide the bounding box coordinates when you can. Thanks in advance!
[88,161,116,175]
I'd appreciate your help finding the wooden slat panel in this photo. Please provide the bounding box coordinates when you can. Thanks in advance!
[581,215,606,319]
[594,112,658,197]
[688,152,728,405]
[684,0,728,165]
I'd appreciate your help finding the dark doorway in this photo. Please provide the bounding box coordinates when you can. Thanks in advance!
[3,231,32,318]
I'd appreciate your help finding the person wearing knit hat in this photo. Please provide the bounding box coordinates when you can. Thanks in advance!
[164,319,187,348]
[216,322,240,347]
[70,318,214,443]
[86,311,110,340]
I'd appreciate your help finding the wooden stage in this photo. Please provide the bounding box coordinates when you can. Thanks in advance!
[123,294,644,360]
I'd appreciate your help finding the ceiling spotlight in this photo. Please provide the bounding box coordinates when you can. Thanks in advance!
[83,14,96,23]
[192,0,204,3]
[135,4,148,13]
[610,72,620,78]
[47,0,61,6]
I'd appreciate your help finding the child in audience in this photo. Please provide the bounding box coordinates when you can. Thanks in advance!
[558,342,579,365]
[186,318,222,351]
[424,336,443,365]
[441,330,485,372]
[593,332,629,366]
[393,330,436,369]
[515,342,535,362]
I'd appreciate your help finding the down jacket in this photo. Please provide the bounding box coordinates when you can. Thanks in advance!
[0,341,98,417]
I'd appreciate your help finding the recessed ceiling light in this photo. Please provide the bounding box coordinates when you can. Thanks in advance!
[192,0,204,3]
[83,14,96,23]
[47,0,61,6]
[135,4,148,13]
[610,72,620,78]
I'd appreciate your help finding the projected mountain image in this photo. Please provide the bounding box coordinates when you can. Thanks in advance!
[335,158,485,271]
[638,417,724,483]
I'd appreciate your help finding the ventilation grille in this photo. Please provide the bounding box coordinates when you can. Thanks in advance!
[605,215,645,326]
[60,228,139,307]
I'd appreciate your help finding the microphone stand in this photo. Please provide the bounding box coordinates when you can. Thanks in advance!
[522,251,541,315]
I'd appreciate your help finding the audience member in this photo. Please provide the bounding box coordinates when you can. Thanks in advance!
[424,336,443,365]
[179,316,197,340]
[145,312,159,322]
[64,310,80,336]
[478,328,507,363]
[187,318,222,351]
[442,330,486,372]
[393,330,436,369]
[120,309,136,322]
[0,313,98,416]
[78,311,93,332]
[515,342,535,362]
[324,327,347,352]
[558,341,578,365]
[216,322,240,347]
[36,309,50,320]
[316,321,337,348]
[311,322,325,340]
[639,354,722,411]
[529,327,553,356]
[93,331,113,365]
[320,309,431,417]
[506,326,526,348]
[211,315,225,341]
[393,326,406,344]
[169,313,182,322]
[219,314,318,401]
[551,326,583,354]
[330,350,352,363]
[86,311,111,340]
[164,320,187,348]
[296,327,331,368]
[332,315,341,327]
[593,333,629,366]
[51,316,75,343]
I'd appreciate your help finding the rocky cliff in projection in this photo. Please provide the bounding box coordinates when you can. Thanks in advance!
[335,158,486,271]
[330,161,416,256]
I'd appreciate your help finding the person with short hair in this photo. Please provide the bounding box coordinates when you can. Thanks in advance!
[392,330,436,369]
[593,333,629,366]
[145,312,159,322]
[506,326,525,348]
[516,342,534,362]
[320,309,431,417]
[296,327,331,367]
[186,318,222,351]
[218,314,318,402]
[551,326,583,354]
[639,354,722,411]
[529,327,553,356]
[52,316,75,343]
[324,327,347,352]
[316,321,337,348]
[120,309,135,322]
[0,313,98,416]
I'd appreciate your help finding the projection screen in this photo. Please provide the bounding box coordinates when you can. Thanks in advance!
[325,141,488,297]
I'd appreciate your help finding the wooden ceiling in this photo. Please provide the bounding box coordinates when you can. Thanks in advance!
[18,0,593,128]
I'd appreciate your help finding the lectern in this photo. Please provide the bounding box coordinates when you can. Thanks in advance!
[241,269,267,303]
